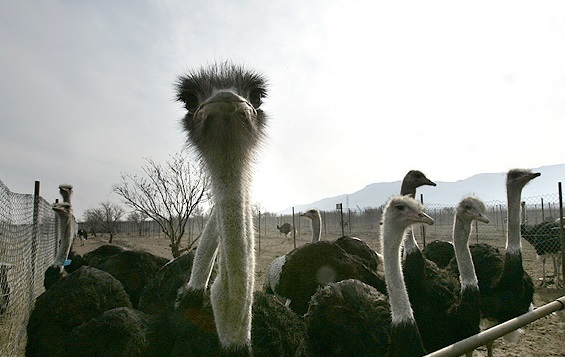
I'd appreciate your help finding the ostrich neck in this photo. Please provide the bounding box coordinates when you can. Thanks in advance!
[53,214,74,266]
[506,187,523,253]
[453,217,478,289]
[311,216,321,242]
[383,223,415,324]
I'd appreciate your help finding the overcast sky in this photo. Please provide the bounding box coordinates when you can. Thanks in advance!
[1,1,564,219]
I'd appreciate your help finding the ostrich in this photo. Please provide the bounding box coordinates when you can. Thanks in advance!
[77,228,88,245]
[277,222,293,236]
[466,169,538,356]
[264,207,385,315]
[521,221,562,286]
[402,196,489,353]
[63,63,306,356]
[304,195,433,356]
[43,201,72,289]
[175,62,270,355]
[43,201,75,290]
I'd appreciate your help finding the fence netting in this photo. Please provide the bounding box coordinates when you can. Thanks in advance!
[0,180,58,356]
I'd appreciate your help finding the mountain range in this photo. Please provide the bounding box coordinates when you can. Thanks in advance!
[279,164,565,213]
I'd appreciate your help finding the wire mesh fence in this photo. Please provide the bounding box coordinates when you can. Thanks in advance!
[0,180,59,356]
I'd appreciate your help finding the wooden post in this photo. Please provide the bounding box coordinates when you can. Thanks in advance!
[30,180,40,307]
[336,203,344,237]
[558,182,564,285]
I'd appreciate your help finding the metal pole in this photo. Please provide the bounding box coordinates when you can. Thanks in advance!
[30,181,40,307]
[257,210,261,253]
[292,207,296,249]
[425,296,565,357]
[558,182,564,285]
[420,194,426,247]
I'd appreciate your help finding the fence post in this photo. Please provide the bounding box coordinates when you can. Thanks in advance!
[292,207,296,249]
[420,194,426,247]
[30,180,40,308]
[558,182,564,285]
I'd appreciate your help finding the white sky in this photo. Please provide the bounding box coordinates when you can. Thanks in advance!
[1,1,564,219]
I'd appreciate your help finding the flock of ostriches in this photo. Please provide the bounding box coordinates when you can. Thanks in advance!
[25,63,551,357]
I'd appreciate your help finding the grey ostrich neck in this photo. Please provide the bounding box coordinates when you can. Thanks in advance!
[505,170,539,254]
[53,205,74,267]
[383,214,415,324]
[178,63,268,353]
[309,212,322,243]
[452,212,478,290]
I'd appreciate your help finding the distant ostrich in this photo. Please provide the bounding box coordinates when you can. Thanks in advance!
[77,228,88,245]
[63,62,306,356]
[277,222,293,236]
[305,195,433,356]
[403,196,489,353]
[521,221,562,286]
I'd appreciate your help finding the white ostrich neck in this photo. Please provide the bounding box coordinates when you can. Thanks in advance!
[506,188,523,253]
[53,214,74,266]
[311,215,321,242]
[402,227,419,255]
[383,223,415,324]
[453,216,478,289]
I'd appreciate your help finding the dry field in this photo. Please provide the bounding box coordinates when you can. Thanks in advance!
[73,221,565,357]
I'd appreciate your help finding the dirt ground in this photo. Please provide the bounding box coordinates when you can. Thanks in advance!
[74,226,565,357]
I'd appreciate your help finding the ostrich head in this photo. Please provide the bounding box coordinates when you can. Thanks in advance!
[58,184,73,204]
[506,169,540,191]
[52,201,72,219]
[400,170,436,197]
[176,62,268,181]
[382,196,434,244]
[456,196,490,225]
[300,209,320,220]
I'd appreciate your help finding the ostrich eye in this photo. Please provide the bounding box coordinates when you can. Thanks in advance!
[395,204,405,211]
[181,93,199,113]
[249,88,264,109]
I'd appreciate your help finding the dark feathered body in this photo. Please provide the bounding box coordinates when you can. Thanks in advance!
[479,252,534,323]
[521,222,562,256]
[91,250,168,308]
[422,240,455,269]
[26,266,132,357]
[305,279,392,356]
[402,250,463,352]
[334,235,380,272]
[138,251,196,315]
[277,241,386,315]
[66,291,305,357]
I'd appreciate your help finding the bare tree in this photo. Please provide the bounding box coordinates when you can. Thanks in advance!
[127,211,148,236]
[83,201,125,243]
[113,152,210,258]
